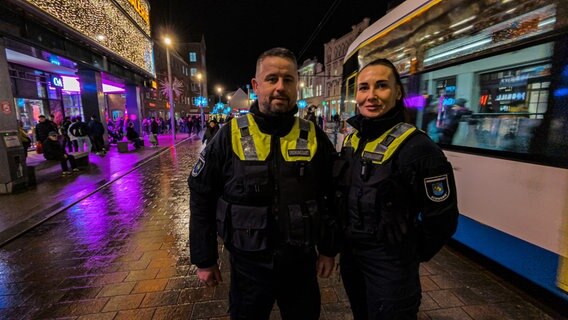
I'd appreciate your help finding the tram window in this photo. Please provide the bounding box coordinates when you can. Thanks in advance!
[417,43,554,154]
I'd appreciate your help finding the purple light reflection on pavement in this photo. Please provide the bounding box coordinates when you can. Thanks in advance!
[108,170,144,227]
[66,192,111,255]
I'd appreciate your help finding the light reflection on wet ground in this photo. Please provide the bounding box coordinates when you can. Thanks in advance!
[0,139,561,319]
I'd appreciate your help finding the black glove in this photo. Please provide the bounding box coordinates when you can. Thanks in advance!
[376,178,410,245]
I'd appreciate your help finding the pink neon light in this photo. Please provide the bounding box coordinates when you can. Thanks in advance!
[403,95,426,109]
[102,83,125,93]
[60,76,125,93]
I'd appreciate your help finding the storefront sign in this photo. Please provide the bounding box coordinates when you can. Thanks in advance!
[50,75,63,88]
[1,101,11,115]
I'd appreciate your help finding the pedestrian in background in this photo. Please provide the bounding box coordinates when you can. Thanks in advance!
[126,122,143,149]
[334,58,459,319]
[150,117,159,147]
[439,98,472,145]
[201,119,219,145]
[17,120,31,159]
[189,47,339,320]
[69,116,91,153]
[66,116,79,152]
[42,131,79,176]
[88,115,106,155]
[304,105,317,125]
[35,115,57,153]
[60,116,73,152]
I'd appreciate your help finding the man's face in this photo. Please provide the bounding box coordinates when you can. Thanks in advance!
[48,135,57,140]
[38,117,46,123]
[251,56,298,115]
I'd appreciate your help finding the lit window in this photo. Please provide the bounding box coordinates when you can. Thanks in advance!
[190,68,197,76]
[189,52,197,62]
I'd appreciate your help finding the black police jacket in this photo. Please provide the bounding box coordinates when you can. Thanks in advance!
[335,106,459,262]
[189,101,339,268]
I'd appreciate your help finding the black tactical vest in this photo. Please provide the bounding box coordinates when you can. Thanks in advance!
[339,123,417,234]
[216,114,322,252]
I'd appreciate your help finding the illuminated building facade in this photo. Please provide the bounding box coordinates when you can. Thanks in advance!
[323,18,369,119]
[0,0,155,138]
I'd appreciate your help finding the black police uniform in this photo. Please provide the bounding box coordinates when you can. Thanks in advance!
[189,101,338,320]
[334,106,459,320]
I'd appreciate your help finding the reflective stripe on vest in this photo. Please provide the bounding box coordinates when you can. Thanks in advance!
[342,122,416,164]
[231,114,317,161]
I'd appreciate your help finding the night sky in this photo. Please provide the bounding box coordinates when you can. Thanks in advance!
[148,0,387,93]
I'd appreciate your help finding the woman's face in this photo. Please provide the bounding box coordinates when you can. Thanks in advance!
[356,64,401,119]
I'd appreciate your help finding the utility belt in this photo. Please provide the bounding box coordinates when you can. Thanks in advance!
[216,197,320,253]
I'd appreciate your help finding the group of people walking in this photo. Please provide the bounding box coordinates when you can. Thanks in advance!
[52,115,106,155]
[189,48,459,319]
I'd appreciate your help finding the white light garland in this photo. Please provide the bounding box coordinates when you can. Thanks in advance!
[24,0,155,76]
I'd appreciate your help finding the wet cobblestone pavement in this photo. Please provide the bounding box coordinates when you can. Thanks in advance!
[0,139,564,319]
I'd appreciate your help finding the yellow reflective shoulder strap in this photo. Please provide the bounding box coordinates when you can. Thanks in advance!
[280,118,317,161]
[343,131,360,150]
[231,114,271,161]
[362,123,416,164]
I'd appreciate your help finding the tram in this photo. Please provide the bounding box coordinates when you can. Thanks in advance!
[341,0,568,304]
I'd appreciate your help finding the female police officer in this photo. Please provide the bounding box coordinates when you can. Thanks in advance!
[334,58,459,319]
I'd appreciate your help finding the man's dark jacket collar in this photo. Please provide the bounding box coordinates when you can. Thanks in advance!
[249,100,298,137]
[346,106,406,141]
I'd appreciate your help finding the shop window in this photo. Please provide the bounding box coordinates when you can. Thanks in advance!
[478,64,551,116]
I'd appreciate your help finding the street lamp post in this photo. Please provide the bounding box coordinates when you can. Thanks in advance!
[197,73,204,130]
[216,86,222,103]
[164,36,176,141]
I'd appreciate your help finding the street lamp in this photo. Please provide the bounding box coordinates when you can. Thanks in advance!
[196,72,204,129]
[216,86,223,103]
[164,35,175,141]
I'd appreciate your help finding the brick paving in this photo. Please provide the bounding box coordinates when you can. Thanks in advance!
[0,137,564,319]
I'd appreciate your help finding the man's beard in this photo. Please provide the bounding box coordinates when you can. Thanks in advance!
[261,98,292,115]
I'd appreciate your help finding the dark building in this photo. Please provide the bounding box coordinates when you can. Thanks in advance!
[179,36,209,116]
[142,41,191,120]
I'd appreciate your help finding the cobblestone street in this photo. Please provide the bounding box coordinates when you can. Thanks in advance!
[0,139,562,319]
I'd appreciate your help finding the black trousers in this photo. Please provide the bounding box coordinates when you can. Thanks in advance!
[130,138,143,149]
[229,247,320,320]
[91,135,105,152]
[54,154,77,172]
[340,240,421,320]
[62,135,74,153]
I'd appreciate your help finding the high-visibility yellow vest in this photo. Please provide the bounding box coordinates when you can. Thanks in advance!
[231,113,317,161]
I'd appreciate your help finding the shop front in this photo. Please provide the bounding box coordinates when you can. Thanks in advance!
[7,54,131,144]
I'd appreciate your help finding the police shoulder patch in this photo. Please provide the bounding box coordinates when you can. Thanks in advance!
[191,155,206,177]
[424,174,450,202]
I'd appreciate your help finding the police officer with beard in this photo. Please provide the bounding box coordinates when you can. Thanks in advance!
[334,58,459,319]
[189,47,338,320]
